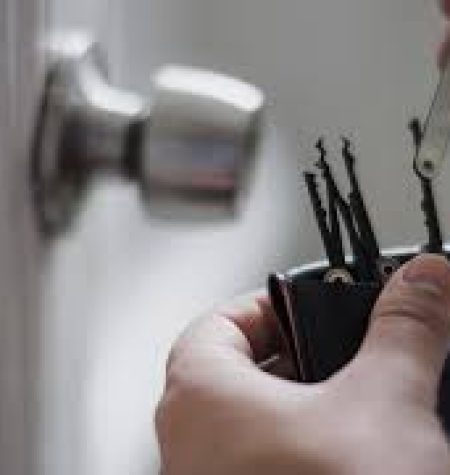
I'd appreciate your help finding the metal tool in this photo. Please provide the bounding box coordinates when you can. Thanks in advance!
[341,138,379,262]
[333,189,374,282]
[302,139,355,284]
[315,139,347,270]
[415,59,450,180]
[31,32,265,234]
[409,118,444,254]
[340,137,399,282]
[308,139,374,282]
[301,135,397,284]
[303,171,353,284]
[303,172,338,266]
[269,58,450,436]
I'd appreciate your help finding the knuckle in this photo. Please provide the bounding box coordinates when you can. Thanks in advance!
[165,315,211,373]
[165,355,209,401]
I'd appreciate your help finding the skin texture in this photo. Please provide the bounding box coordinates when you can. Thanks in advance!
[156,256,450,474]
[156,7,450,474]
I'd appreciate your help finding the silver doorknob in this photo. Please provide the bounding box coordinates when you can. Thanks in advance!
[31,32,265,234]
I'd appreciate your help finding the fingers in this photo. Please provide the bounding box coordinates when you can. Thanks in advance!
[225,293,283,363]
[167,292,283,374]
[353,255,450,407]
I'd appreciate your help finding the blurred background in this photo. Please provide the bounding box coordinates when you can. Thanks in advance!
[38,0,447,473]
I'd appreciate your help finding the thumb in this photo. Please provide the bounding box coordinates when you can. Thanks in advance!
[354,254,450,407]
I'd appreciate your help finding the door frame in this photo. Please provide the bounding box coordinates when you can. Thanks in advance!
[0,0,43,474]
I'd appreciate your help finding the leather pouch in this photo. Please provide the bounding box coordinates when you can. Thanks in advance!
[268,253,450,435]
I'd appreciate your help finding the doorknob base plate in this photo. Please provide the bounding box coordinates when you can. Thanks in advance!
[31,33,107,235]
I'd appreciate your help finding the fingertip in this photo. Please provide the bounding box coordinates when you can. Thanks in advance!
[402,254,450,296]
[166,291,283,378]
[375,254,450,342]
[354,254,450,405]
[221,292,282,363]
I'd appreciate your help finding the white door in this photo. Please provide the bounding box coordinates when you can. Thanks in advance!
[0,0,42,474]
[7,1,445,475]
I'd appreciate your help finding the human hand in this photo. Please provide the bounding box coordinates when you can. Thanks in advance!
[156,255,450,474]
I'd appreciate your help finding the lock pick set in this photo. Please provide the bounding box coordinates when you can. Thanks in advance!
[268,57,450,435]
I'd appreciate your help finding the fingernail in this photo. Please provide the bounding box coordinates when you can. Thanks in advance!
[403,255,450,291]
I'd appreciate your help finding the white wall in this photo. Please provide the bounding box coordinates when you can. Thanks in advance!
[43,1,447,474]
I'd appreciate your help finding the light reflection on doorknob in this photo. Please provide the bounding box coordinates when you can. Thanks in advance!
[31,32,265,234]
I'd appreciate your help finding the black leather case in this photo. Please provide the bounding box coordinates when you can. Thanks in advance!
[268,252,450,435]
